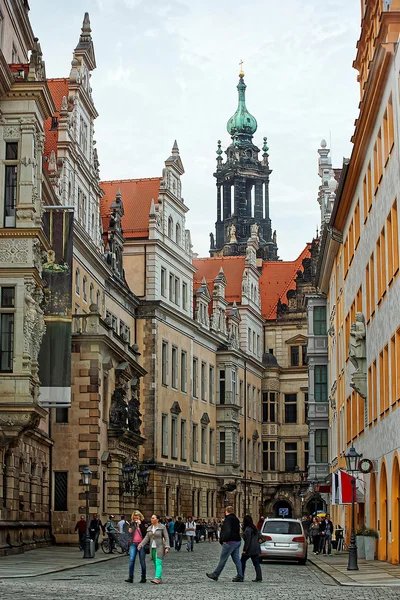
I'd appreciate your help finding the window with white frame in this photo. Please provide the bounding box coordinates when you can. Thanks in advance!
[161,267,166,297]
[175,222,181,244]
[168,216,173,238]
[75,268,80,295]
[219,431,226,464]
[201,362,207,401]
[192,424,198,462]
[192,357,198,397]
[0,287,15,372]
[232,370,237,404]
[82,277,87,302]
[161,414,168,457]
[169,274,174,302]
[162,341,169,386]
[180,419,187,460]
[209,428,215,465]
[182,282,188,311]
[201,426,207,463]
[171,346,178,389]
[171,416,178,459]
[89,283,94,304]
[209,366,214,404]
[181,351,187,392]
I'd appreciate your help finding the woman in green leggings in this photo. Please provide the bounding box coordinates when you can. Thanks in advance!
[139,514,169,584]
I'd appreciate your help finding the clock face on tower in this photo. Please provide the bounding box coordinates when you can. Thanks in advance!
[358,459,373,473]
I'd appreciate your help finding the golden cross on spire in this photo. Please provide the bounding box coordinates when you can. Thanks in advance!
[239,59,244,78]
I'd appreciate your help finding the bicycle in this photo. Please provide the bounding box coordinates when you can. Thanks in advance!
[101,535,124,554]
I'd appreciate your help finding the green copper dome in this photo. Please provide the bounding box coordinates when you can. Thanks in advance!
[227,75,257,142]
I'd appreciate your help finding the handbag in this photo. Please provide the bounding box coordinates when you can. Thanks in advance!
[144,543,150,554]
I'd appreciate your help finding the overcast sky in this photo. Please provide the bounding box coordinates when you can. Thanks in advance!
[30,0,361,260]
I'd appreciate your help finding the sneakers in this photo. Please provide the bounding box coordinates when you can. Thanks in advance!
[206,572,218,581]
[232,575,243,582]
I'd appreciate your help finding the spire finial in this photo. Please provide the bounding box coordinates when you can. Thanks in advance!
[239,59,244,78]
[172,140,179,156]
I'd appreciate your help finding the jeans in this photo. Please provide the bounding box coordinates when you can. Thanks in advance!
[213,541,242,578]
[320,533,332,554]
[151,548,163,580]
[187,535,194,551]
[241,554,262,581]
[129,542,146,579]
[78,532,85,550]
[92,530,100,551]
[175,533,183,551]
[168,533,174,548]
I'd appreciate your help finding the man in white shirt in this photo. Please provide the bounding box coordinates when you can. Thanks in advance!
[118,515,127,533]
[185,517,196,552]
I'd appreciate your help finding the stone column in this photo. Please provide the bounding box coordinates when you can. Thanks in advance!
[264,180,270,221]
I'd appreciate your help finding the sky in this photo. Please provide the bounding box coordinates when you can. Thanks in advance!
[30,0,361,261]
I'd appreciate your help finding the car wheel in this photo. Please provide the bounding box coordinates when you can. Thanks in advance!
[297,557,307,565]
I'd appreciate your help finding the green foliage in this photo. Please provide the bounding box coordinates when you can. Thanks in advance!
[356,526,378,538]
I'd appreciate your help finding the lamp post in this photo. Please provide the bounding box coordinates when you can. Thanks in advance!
[313,480,320,514]
[80,465,93,559]
[300,492,305,516]
[345,445,361,571]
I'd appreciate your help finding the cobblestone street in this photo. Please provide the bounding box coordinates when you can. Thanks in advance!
[1,542,400,600]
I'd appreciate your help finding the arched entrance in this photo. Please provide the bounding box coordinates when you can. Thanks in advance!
[379,463,388,561]
[273,500,293,518]
[305,496,325,516]
[392,456,400,564]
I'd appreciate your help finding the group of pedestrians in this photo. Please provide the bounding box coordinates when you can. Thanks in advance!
[307,513,334,555]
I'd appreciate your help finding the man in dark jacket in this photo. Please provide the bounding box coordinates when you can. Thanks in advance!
[206,506,243,582]
[174,517,185,551]
[89,514,103,551]
[319,514,334,555]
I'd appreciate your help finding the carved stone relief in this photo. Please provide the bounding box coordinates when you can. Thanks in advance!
[2,125,21,140]
[0,239,28,263]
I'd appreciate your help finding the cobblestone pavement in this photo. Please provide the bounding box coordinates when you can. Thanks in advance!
[1,542,400,599]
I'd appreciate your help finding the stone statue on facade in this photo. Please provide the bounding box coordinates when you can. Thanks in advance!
[251,223,259,238]
[228,224,237,243]
[348,312,367,399]
[127,381,142,434]
[109,386,128,429]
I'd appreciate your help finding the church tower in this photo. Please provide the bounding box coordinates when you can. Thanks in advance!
[210,65,278,260]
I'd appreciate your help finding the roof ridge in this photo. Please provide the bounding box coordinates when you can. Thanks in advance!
[47,77,69,82]
[101,177,162,184]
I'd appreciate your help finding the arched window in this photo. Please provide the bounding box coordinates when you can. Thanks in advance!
[168,216,173,238]
[83,276,88,302]
[90,283,94,304]
[176,222,181,245]
[96,289,101,310]
[75,268,80,295]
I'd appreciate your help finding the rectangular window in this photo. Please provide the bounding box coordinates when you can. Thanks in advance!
[315,430,328,463]
[262,441,277,471]
[201,362,207,401]
[161,341,168,386]
[0,287,15,372]
[302,345,308,365]
[232,370,237,404]
[253,440,257,472]
[169,274,174,302]
[174,276,180,305]
[181,351,187,392]
[192,358,198,397]
[180,420,187,460]
[209,366,214,404]
[209,428,215,465]
[182,282,187,311]
[240,437,244,470]
[4,142,18,228]
[290,345,299,366]
[262,391,277,422]
[284,393,297,423]
[285,442,297,472]
[219,431,226,464]
[314,365,328,402]
[161,267,166,297]
[313,306,326,335]
[219,369,225,404]
[192,424,198,462]
[55,407,69,423]
[54,472,68,511]
[171,346,178,389]
[201,426,207,463]
[304,441,309,470]
[171,416,178,459]
[161,414,168,457]
[239,380,244,414]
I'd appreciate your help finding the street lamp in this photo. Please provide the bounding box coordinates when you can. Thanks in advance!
[300,492,305,516]
[313,480,320,514]
[80,465,93,559]
[345,445,361,571]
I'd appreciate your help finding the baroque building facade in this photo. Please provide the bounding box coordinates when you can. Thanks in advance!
[313,0,400,563]
[0,0,55,554]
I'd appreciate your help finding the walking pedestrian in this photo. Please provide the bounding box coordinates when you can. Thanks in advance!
[167,518,175,549]
[206,506,243,582]
[319,514,334,556]
[174,517,185,551]
[89,514,103,551]
[195,519,202,543]
[240,515,262,582]
[310,516,321,554]
[74,515,86,550]
[125,510,147,584]
[138,514,169,585]
[185,516,196,552]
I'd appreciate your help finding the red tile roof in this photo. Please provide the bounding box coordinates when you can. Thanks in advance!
[193,245,311,320]
[259,245,311,319]
[44,78,69,159]
[100,178,162,239]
